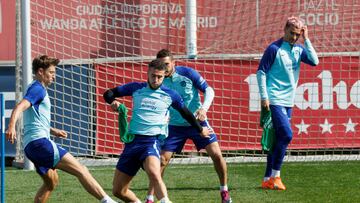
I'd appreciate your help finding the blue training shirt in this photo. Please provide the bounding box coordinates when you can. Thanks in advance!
[256,38,319,107]
[112,82,185,137]
[163,66,208,126]
[23,80,52,147]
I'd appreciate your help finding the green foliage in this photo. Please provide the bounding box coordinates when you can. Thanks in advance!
[5,161,360,202]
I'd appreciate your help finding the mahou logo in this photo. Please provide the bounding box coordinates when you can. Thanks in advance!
[245,70,360,112]
[245,65,360,144]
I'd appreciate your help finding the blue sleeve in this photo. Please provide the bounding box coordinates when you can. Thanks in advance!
[103,82,146,104]
[256,42,279,100]
[177,67,208,93]
[166,88,185,111]
[23,83,46,107]
[257,44,278,73]
[113,82,146,97]
[300,39,319,66]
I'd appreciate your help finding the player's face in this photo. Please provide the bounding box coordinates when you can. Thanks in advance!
[148,67,165,89]
[38,65,56,87]
[159,56,175,77]
[283,25,302,45]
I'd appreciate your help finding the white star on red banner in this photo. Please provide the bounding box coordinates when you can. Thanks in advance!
[295,118,358,135]
[295,119,310,135]
[319,119,334,134]
[342,118,358,133]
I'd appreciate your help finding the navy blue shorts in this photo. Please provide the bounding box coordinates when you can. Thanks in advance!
[116,135,161,176]
[24,138,68,175]
[161,120,218,153]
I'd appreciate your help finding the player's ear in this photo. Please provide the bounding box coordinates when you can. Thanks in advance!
[37,67,44,76]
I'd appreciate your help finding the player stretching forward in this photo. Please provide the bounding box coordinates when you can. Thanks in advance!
[103,59,209,203]
[145,49,232,203]
[257,16,319,190]
[6,55,117,203]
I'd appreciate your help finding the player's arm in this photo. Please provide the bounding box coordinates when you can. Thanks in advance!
[5,99,31,144]
[195,86,214,121]
[300,26,319,66]
[103,87,122,112]
[168,88,210,137]
[103,82,145,111]
[256,44,277,111]
[50,128,67,138]
[185,67,215,120]
[177,105,209,138]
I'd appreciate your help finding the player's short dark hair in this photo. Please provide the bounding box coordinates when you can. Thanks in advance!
[284,16,304,29]
[32,55,60,74]
[156,49,173,59]
[148,58,167,71]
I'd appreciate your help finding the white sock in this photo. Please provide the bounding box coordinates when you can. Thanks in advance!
[220,185,228,191]
[146,195,154,201]
[271,169,280,177]
[159,196,171,203]
[100,195,117,203]
[263,177,270,181]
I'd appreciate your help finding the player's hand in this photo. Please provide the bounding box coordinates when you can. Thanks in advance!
[302,25,308,40]
[200,126,210,138]
[51,128,68,138]
[5,127,16,144]
[261,100,270,111]
[110,100,121,112]
[195,108,207,121]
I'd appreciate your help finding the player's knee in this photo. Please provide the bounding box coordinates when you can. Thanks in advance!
[47,182,57,191]
[283,130,293,143]
[44,171,59,191]
[147,170,162,185]
[210,151,223,163]
[160,155,170,168]
[46,177,58,191]
[277,126,293,143]
[112,187,126,199]
[207,144,224,162]
[53,173,59,187]
[149,170,161,181]
[76,165,90,178]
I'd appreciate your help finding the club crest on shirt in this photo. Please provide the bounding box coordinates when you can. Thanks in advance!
[180,81,186,87]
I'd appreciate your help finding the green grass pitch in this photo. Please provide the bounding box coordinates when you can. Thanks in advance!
[5,161,360,202]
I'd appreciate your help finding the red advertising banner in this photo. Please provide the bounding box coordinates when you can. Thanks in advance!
[0,1,16,61]
[1,1,359,60]
[95,57,360,154]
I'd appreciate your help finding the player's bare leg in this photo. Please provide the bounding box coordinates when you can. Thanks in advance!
[206,142,227,185]
[160,151,174,175]
[146,151,173,202]
[35,169,58,203]
[144,155,171,202]
[56,153,110,200]
[206,142,232,203]
[112,169,140,202]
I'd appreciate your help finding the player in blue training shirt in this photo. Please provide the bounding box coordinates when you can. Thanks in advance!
[145,49,232,203]
[257,16,319,190]
[6,55,117,203]
[103,59,209,203]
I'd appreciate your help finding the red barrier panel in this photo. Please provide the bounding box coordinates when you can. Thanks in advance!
[95,56,360,154]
